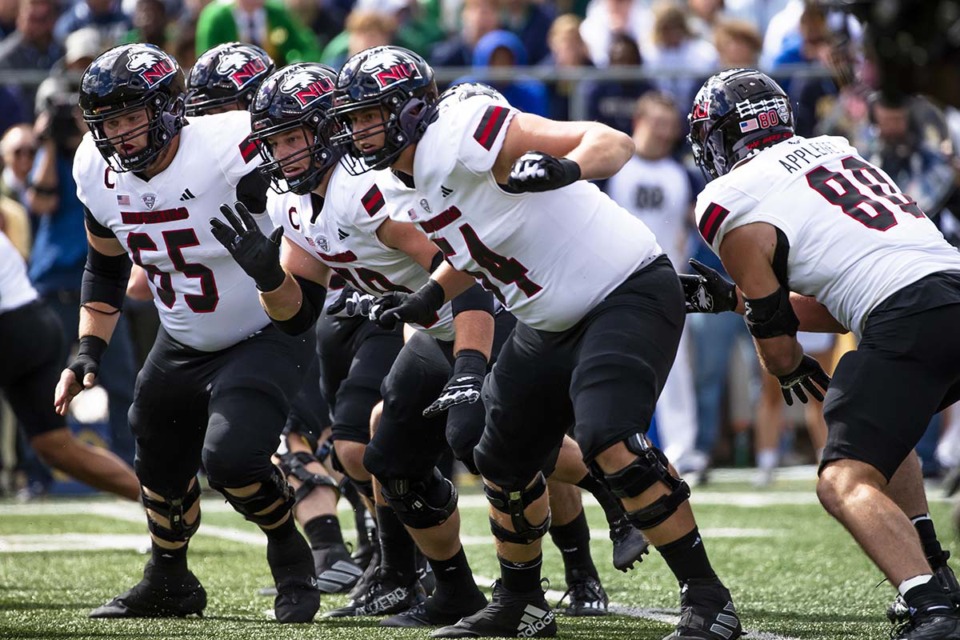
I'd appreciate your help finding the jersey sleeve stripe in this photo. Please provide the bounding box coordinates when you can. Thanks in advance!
[239,136,259,163]
[473,105,509,151]
[361,185,385,217]
[418,206,462,233]
[317,250,358,263]
[698,202,730,245]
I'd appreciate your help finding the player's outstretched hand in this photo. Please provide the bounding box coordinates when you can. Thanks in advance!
[53,335,107,416]
[777,354,831,406]
[506,151,581,193]
[370,280,445,330]
[210,202,286,292]
[327,286,376,317]
[680,259,738,313]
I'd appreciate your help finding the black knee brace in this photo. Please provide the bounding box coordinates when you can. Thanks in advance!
[600,434,691,530]
[380,468,458,529]
[210,466,295,529]
[484,472,551,545]
[141,480,202,544]
[276,450,340,504]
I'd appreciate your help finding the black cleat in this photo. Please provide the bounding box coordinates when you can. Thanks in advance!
[313,543,364,594]
[663,578,742,640]
[381,591,488,628]
[610,517,650,572]
[349,546,381,600]
[557,571,608,617]
[89,563,206,618]
[418,550,437,597]
[893,608,960,639]
[269,534,321,623]
[432,580,557,638]
[323,567,425,618]
[889,560,960,623]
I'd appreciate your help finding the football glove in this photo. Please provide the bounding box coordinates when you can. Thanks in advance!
[326,286,376,318]
[66,335,108,389]
[506,151,581,193]
[680,259,738,313]
[370,280,445,330]
[210,201,285,292]
[423,349,487,418]
[777,354,831,406]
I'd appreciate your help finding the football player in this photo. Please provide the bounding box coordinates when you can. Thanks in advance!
[329,46,740,639]
[58,44,319,623]
[681,68,960,640]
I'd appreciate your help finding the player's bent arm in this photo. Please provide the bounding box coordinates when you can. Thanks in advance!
[789,294,848,334]
[376,218,441,271]
[491,113,634,184]
[259,237,331,329]
[718,223,804,377]
[452,310,494,361]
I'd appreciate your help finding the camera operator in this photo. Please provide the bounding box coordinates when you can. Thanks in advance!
[23,75,138,489]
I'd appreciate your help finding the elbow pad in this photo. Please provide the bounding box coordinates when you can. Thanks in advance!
[451,282,494,317]
[744,286,799,339]
[270,276,327,336]
[81,245,131,309]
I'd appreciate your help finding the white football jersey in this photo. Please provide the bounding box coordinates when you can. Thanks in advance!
[606,155,692,263]
[269,164,455,340]
[385,93,662,332]
[0,231,38,314]
[695,135,960,338]
[74,111,272,351]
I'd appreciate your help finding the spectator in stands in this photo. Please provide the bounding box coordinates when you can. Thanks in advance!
[320,8,396,68]
[283,0,347,52]
[55,27,107,74]
[500,0,555,65]
[0,86,28,139]
[0,0,19,39]
[688,0,726,42]
[458,29,548,116]
[0,0,63,113]
[430,0,499,69]
[580,0,652,67]
[53,0,130,47]
[713,17,762,68]
[541,13,593,121]
[582,32,653,133]
[195,0,319,66]
[122,0,168,48]
[321,0,443,65]
[26,76,138,470]
[0,123,34,204]
[760,0,802,69]
[643,2,717,109]
[771,1,827,70]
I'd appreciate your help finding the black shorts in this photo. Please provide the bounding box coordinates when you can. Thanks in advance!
[0,300,65,437]
[475,256,685,487]
[284,338,331,451]
[317,315,403,445]
[129,324,313,492]
[821,272,960,480]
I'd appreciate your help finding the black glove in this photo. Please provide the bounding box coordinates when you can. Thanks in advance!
[424,349,487,418]
[680,259,738,313]
[210,201,285,292]
[506,151,581,193]
[777,354,831,406]
[67,335,108,388]
[326,286,377,317]
[370,280,445,330]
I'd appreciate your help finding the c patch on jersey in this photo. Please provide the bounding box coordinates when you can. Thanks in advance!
[473,105,509,151]
[698,202,731,245]
[361,185,385,217]
[239,134,259,163]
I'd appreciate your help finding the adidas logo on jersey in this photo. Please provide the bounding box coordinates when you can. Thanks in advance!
[179,188,196,201]
[441,185,453,197]
[517,604,554,637]
[338,228,350,241]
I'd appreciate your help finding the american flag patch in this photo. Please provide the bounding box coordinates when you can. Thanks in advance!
[739,118,759,133]
[117,194,130,205]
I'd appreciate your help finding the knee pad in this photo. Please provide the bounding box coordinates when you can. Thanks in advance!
[484,472,551,545]
[600,434,691,530]
[276,450,340,504]
[141,480,202,544]
[380,468,457,529]
[209,466,294,529]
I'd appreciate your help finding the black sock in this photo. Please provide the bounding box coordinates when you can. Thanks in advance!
[428,546,484,602]
[500,554,543,594]
[303,514,344,549]
[376,505,417,580]
[264,516,312,579]
[549,509,599,582]
[151,541,188,574]
[904,577,953,613]
[658,527,717,584]
[576,473,624,527]
[912,514,947,568]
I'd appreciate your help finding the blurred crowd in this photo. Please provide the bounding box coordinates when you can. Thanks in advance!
[2,0,960,497]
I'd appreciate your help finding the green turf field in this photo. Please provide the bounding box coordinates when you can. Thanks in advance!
[0,472,953,640]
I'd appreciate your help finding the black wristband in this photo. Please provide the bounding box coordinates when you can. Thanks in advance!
[255,265,287,293]
[558,157,582,185]
[453,348,488,376]
[77,335,108,361]
[419,279,446,313]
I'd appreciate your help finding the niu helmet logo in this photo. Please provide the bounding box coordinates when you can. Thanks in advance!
[127,50,175,88]
[691,100,711,122]
[361,51,422,90]
[280,69,335,106]
[216,52,267,89]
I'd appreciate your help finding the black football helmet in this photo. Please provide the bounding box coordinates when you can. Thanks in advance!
[329,46,439,174]
[249,63,341,195]
[79,43,186,172]
[185,42,275,116]
[688,68,795,181]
